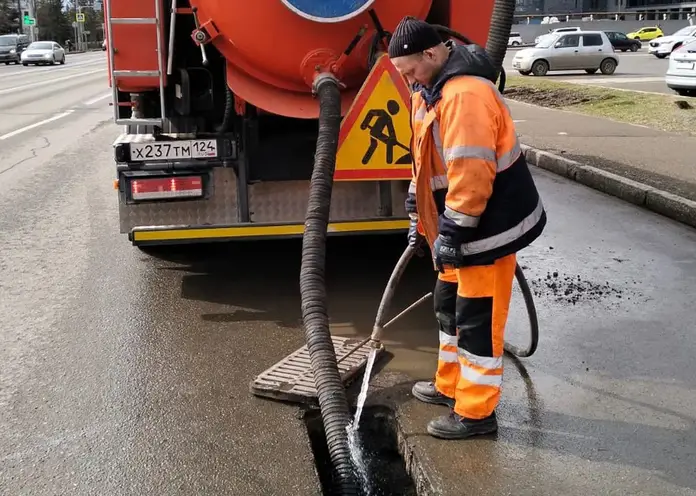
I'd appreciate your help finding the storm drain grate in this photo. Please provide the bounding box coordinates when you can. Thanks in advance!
[250,336,381,405]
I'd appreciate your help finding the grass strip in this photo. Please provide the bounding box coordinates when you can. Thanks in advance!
[504,76,695,136]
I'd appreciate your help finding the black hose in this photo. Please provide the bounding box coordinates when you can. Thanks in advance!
[300,75,360,495]
[215,87,232,133]
[485,0,517,80]
[432,25,508,93]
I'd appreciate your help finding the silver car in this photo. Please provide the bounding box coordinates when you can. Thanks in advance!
[21,41,66,66]
[512,31,619,77]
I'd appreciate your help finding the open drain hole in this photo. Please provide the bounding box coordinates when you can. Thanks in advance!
[304,406,417,496]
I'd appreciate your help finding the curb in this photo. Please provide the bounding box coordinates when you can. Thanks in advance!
[521,144,696,229]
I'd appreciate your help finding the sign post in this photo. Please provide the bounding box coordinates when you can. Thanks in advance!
[76,12,86,51]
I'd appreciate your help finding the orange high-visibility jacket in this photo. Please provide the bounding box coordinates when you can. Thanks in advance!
[406,43,546,267]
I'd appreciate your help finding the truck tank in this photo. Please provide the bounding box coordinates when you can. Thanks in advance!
[195,0,432,118]
[106,0,495,121]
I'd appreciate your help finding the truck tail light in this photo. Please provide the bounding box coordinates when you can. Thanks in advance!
[130,176,203,201]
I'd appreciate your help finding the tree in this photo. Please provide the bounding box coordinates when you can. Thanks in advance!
[36,0,71,43]
[0,0,21,34]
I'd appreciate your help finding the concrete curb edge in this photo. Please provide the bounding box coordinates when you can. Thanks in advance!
[521,144,696,229]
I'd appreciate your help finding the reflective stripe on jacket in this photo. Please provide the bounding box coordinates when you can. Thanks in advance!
[409,72,546,267]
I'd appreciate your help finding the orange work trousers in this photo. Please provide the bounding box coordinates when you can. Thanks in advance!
[433,254,516,419]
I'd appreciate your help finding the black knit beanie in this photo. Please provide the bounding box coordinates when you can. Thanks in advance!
[388,16,442,58]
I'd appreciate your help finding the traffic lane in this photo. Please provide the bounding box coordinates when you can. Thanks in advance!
[0,66,108,140]
[0,55,106,93]
[503,47,667,75]
[0,51,105,78]
[365,167,696,495]
[503,49,674,94]
[0,119,330,495]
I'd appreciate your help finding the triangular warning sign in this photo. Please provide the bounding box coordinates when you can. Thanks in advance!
[334,54,413,181]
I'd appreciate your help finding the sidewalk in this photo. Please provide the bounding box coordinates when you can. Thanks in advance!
[508,100,696,203]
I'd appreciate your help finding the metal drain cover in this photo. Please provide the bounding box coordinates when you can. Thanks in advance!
[250,336,381,405]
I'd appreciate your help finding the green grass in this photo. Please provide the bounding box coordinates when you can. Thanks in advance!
[504,76,696,136]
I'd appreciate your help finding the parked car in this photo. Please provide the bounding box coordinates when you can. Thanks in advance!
[604,31,642,52]
[509,32,523,46]
[0,33,30,65]
[21,41,66,66]
[513,31,619,77]
[626,26,664,41]
[648,25,696,58]
[535,26,581,46]
[665,38,696,96]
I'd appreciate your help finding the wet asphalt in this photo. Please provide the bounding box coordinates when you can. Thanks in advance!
[2,58,696,496]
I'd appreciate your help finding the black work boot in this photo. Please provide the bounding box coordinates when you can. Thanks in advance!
[411,381,455,408]
[426,411,498,440]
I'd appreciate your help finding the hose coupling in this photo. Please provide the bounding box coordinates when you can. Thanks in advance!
[312,72,340,95]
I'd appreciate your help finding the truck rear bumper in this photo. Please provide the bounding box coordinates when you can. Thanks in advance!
[130,219,409,245]
[120,167,411,245]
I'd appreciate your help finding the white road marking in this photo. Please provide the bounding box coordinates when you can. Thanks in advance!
[0,59,105,79]
[562,76,666,84]
[558,132,568,135]
[0,110,75,140]
[84,93,111,105]
[0,69,104,95]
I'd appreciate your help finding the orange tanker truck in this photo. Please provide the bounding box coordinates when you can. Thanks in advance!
[104,0,512,247]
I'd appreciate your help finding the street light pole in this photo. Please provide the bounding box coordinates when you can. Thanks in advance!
[17,0,22,34]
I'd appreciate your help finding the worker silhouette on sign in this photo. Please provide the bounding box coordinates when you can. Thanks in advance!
[359,99,412,166]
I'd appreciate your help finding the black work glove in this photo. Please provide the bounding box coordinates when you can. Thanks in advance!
[433,235,463,272]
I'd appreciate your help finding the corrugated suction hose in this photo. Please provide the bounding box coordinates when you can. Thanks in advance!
[300,73,359,495]
[485,0,517,80]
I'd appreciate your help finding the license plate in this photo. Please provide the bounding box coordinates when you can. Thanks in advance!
[130,139,218,162]
[513,61,520,68]
[676,61,694,70]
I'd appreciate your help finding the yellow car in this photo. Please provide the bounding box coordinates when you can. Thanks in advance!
[626,26,664,41]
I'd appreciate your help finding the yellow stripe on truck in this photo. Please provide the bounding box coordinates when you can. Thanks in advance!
[131,220,410,242]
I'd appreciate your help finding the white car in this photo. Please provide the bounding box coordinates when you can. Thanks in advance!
[648,25,696,58]
[509,32,523,47]
[665,38,696,96]
[513,31,618,77]
[535,26,581,46]
[21,41,66,66]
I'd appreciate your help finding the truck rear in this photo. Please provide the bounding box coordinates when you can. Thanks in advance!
[104,0,495,246]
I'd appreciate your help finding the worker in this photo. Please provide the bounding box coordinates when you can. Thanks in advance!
[388,17,547,440]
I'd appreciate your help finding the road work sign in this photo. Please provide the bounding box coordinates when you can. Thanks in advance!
[334,54,413,181]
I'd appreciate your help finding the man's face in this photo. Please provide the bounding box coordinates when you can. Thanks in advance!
[390,48,442,87]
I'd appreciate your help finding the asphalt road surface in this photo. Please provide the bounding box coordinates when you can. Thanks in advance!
[0,52,110,140]
[1,52,695,495]
[504,46,676,95]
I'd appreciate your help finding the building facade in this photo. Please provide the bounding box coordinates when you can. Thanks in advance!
[516,0,695,13]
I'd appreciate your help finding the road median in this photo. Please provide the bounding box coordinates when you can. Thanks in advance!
[521,144,696,228]
[504,75,696,136]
